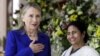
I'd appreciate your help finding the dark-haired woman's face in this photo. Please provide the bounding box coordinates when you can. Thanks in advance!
[67,25,84,45]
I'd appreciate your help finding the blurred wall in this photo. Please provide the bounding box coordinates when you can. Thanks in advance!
[0,0,7,52]
[0,0,7,38]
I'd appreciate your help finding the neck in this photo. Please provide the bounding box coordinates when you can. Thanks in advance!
[25,27,38,37]
[72,42,85,51]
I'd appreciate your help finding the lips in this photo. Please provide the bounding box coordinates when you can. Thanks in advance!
[32,24,37,26]
[69,37,76,42]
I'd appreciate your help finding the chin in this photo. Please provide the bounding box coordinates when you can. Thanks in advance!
[70,41,76,45]
[71,43,75,45]
[30,27,38,30]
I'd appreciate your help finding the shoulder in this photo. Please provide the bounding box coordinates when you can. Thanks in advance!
[7,29,24,35]
[82,46,97,52]
[38,32,49,39]
[61,50,67,56]
[81,46,99,56]
[7,29,24,38]
[38,32,50,44]
[6,30,23,42]
[61,46,72,56]
[8,29,19,33]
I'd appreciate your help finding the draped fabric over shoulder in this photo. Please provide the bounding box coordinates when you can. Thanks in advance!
[61,46,99,56]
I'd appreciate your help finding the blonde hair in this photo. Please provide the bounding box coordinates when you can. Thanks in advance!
[18,3,41,30]
[21,3,41,16]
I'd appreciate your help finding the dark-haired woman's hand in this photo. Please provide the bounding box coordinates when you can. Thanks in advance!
[29,40,44,53]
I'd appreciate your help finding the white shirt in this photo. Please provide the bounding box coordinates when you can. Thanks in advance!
[61,46,100,56]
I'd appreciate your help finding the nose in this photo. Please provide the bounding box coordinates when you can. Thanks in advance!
[68,33,74,38]
[32,16,37,22]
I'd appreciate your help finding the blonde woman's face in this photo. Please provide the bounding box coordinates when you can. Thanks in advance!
[22,7,41,30]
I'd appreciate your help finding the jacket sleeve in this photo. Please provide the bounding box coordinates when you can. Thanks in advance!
[5,31,34,56]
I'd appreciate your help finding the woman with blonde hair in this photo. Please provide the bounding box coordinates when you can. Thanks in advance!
[5,3,51,56]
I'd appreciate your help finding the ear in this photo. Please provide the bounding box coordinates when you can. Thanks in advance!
[21,15,25,22]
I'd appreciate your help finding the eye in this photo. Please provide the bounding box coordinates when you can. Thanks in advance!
[72,31,77,35]
[67,32,70,35]
[36,14,41,18]
[29,14,33,18]
[67,31,77,36]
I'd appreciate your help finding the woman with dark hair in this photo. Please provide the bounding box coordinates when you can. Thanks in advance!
[61,21,99,56]
[5,3,51,56]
